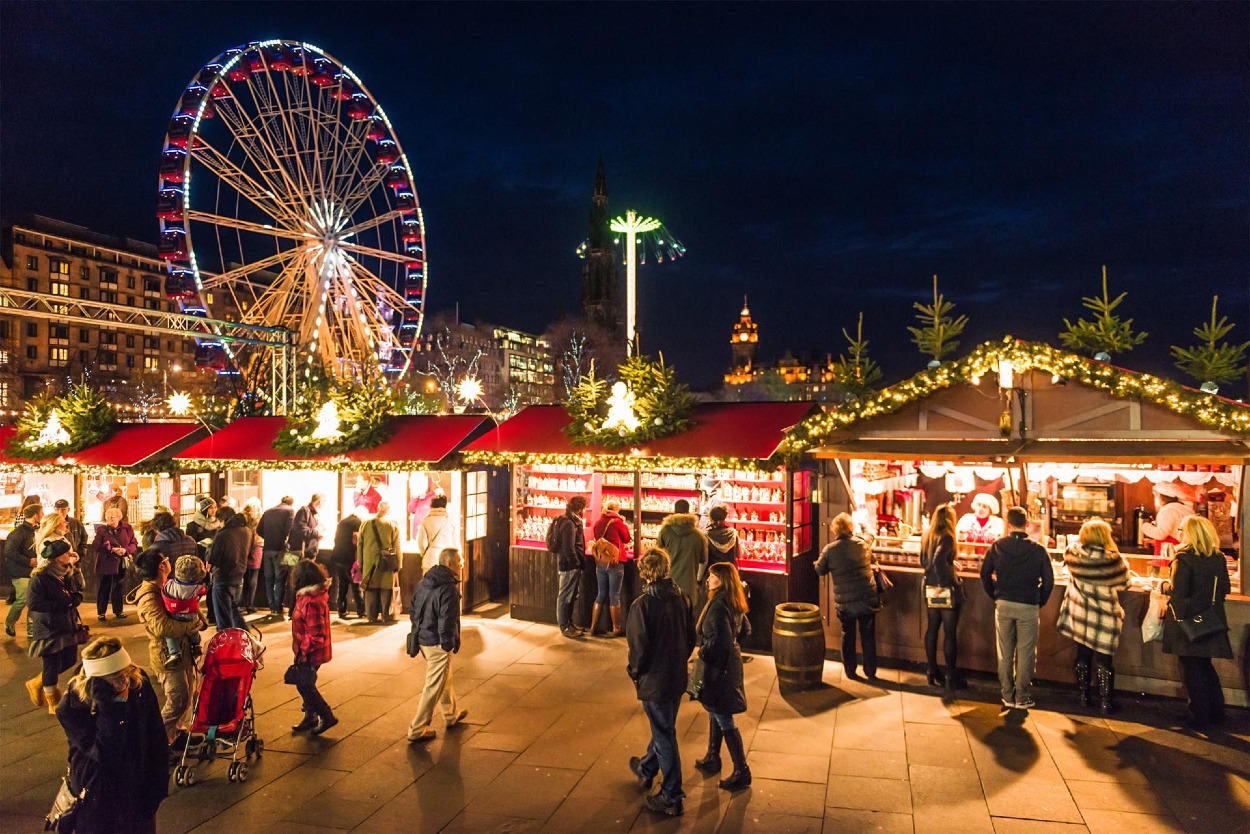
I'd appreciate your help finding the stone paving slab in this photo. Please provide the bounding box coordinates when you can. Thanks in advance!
[1,603,1248,834]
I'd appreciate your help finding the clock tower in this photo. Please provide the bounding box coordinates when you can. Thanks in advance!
[730,296,759,373]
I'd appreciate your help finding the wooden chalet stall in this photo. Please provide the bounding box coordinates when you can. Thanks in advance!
[461,402,819,650]
[794,340,1250,704]
[0,422,207,596]
[172,416,509,612]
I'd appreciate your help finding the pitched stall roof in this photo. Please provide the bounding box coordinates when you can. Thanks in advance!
[0,423,206,472]
[462,402,818,466]
[174,415,492,470]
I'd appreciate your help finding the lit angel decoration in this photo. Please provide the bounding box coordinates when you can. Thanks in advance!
[31,409,72,448]
[602,381,641,433]
[309,401,345,440]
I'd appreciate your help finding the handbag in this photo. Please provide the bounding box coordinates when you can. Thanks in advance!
[371,524,399,573]
[924,585,954,609]
[72,610,90,646]
[283,663,316,687]
[591,538,621,568]
[44,771,84,833]
[686,656,706,701]
[1173,576,1228,642]
[873,565,893,596]
[280,551,301,568]
[350,560,363,584]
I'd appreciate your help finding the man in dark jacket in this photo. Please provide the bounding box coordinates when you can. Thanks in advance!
[289,495,324,560]
[4,504,42,637]
[207,513,252,629]
[980,506,1055,711]
[405,547,468,743]
[330,511,364,619]
[553,495,588,638]
[257,497,296,620]
[627,547,696,817]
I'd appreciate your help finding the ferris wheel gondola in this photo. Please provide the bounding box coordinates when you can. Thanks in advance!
[155,40,427,382]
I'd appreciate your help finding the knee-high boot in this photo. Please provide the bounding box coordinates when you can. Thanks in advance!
[590,603,604,636]
[609,605,624,638]
[1074,660,1091,707]
[694,716,723,774]
[1096,664,1119,715]
[718,728,752,791]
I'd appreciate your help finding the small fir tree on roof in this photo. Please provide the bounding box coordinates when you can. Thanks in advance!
[1059,265,1147,357]
[908,274,968,365]
[833,312,882,400]
[1171,295,1249,389]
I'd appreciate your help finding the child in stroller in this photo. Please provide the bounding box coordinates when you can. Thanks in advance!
[162,555,206,669]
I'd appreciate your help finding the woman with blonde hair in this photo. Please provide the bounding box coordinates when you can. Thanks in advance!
[1056,518,1130,713]
[814,513,880,681]
[34,512,70,557]
[1163,515,1232,729]
[56,635,168,833]
[921,503,963,689]
[692,561,751,791]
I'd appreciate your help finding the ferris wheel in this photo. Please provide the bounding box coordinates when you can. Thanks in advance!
[155,40,426,382]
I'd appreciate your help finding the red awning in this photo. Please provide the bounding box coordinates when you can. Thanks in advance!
[462,403,818,462]
[0,423,205,469]
[174,415,491,467]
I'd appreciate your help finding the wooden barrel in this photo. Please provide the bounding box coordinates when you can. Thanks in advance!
[772,602,825,689]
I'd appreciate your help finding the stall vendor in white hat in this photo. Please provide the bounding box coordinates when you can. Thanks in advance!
[956,493,1004,549]
[1140,482,1195,556]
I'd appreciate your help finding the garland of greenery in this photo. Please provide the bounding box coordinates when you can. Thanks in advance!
[272,381,395,456]
[7,386,118,460]
[564,355,695,449]
[782,336,1250,454]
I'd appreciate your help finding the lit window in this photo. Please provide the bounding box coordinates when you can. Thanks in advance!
[51,281,69,297]
[465,470,488,541]
[53,261,69,276]
[0,381,8,406]
[144,356,160,371]
[0,350,8,367]
[50,347,69,366]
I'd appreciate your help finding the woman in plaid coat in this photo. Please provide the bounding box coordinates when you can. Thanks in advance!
[1056,519,1129,714]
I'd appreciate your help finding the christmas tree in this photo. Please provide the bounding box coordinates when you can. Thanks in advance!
[1171,295,1249,390]
[833,312,882,400]
[1059,265,1147,357]
[908,274,968,364]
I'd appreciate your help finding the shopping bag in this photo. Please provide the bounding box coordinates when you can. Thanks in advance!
[1141,588,1165,643]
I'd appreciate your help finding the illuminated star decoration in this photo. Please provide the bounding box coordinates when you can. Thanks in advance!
[30,409,72,448]
[166,392,193,417]
[456,376,484,405]
[309,401,345,440]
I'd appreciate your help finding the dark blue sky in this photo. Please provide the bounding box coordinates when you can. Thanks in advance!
[2,2,1247,394]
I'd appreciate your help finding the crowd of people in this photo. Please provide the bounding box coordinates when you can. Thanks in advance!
[0,486,1237,824]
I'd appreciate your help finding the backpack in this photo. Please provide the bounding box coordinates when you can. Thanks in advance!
[545,516,567,553]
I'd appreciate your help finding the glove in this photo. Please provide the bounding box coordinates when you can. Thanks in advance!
[88,676,117,704]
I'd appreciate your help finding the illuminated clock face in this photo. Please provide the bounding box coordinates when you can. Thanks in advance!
[739,333,750,342]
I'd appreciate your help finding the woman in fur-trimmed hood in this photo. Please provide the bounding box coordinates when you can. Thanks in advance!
[1055,519,1129,712]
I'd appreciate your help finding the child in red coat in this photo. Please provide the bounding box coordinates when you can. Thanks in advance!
[289,560,336,735]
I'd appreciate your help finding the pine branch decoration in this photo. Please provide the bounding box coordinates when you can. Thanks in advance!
[908,274,968,361]
[1171,295,1249,385]
[1059,265,1147,357]
[564,355,693,448]
[7,384,118,459]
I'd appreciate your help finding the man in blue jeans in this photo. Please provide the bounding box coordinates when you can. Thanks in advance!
[552,495,588,638]
[627,547,696,817]
[256,496,295,620]
[980,506,1055,711]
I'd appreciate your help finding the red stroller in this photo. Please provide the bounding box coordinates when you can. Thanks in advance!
[173,628,265,786]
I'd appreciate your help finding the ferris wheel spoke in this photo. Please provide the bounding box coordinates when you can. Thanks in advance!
[196,248,299,291]
[344,258,413,319]
[208,103,308,223]
[256,66,319,211]
[219,88,311,217]
[329,120,374,207]
[250,253,313,332]
[194,135,303,228]
[338,241,411,265]
[339,209,404,240]
[185,210,307,243]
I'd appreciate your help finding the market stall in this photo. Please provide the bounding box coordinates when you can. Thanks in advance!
[0,422,207,595]
[460,402,818,649]
[787,339,1250,703]
[173,415,505,611]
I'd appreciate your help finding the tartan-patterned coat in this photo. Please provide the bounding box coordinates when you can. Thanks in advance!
[291,583,332,667]
[1056,545,1130,655]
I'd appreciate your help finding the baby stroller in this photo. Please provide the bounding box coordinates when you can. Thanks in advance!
[174,627,265,786]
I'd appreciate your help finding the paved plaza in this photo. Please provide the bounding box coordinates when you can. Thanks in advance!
[1,604,1247,834]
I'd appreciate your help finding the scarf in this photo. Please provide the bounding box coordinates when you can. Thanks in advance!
[1063,545,1129,586]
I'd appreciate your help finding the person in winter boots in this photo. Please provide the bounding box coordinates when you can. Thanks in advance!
[627,547,696,818]
[591,499,632,637]
[1057,519,1130,713]
[289,559,337,735]
[160,556,207,669]
[25,540,85,714]
[406,548,468,742]
[692,561,752,791]
[657,499,708,604]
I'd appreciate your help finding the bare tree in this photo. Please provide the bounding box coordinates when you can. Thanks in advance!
[544,315,626,397]
[412,311,487,409]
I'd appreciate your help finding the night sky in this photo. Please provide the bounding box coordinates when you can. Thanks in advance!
[2,3,1247,395]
